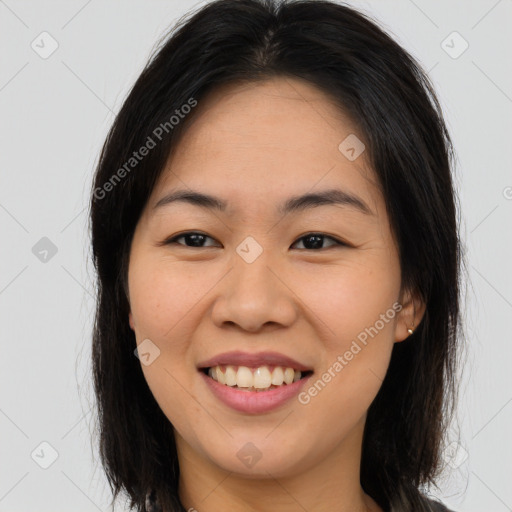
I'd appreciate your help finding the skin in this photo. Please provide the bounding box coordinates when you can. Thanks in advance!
[127,77,426,512]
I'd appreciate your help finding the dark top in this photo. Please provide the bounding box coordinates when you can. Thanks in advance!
[145,489,454,511]
[427,497,454,511]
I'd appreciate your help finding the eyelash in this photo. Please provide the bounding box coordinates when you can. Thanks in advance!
[161,231,348,250]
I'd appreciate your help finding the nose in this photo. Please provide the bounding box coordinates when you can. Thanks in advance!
[210,248,298,333]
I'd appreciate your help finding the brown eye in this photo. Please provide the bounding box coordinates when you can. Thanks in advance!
[291,233,346,250]
[164,232,220,248]
[162,232,346,250]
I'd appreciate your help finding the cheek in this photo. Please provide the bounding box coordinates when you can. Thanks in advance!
[129,259,207,340]
[294,255,400,343]
[293,258,399,417]
[128,259,216,422]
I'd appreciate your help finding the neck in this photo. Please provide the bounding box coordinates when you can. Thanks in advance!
[176,415,382,512]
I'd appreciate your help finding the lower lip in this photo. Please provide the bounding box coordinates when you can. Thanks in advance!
[199,371,313,414]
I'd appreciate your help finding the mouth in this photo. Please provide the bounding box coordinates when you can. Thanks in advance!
[199,365,314,392]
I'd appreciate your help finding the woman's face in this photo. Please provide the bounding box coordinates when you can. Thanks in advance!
[127,77,417,480]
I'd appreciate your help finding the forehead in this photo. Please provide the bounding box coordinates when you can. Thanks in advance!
[149,77,381,216]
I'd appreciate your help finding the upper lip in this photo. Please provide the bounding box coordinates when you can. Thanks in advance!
[197,351,312,372]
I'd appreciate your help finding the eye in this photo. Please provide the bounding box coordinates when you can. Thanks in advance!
[163,232,220,248]
[291,233,346,250]
[161,231,347,250]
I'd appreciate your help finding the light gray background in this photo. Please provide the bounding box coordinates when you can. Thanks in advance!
[1,0,511,511]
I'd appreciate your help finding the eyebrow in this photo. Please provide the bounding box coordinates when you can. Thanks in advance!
[152,188,374,216]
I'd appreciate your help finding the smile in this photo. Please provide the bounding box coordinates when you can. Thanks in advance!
[202,364,313,391]
[199,365,314,414]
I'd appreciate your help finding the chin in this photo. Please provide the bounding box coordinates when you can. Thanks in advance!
[193,430,312,478]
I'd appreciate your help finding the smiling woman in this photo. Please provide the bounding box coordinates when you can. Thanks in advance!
[89,1,464,512]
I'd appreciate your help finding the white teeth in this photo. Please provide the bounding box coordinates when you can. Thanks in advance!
[236,366,253,388]
[207,364,306,391]
[271,366,284,385]
[284,367,295,385]
[224,365,237,386]
[217,366,226,385]
[253,366,272,389]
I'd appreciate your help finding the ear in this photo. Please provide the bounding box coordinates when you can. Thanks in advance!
[394,288,426,343]
[129,311,135,331]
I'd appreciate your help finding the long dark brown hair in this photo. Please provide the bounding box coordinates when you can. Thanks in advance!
[89,1,466,510]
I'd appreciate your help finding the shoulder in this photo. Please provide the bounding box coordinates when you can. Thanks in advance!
[424,496,456,512]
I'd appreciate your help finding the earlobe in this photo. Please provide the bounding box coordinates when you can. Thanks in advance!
[129,312,135,331]
[394,290,426,343]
